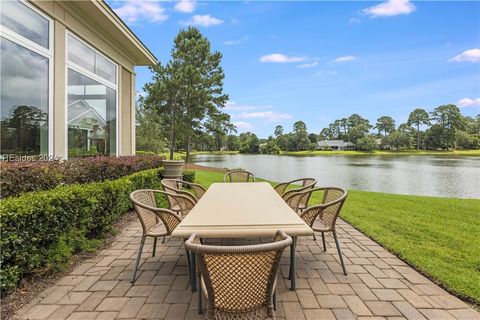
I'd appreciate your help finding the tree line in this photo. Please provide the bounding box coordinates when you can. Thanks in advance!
[135,28,479,156]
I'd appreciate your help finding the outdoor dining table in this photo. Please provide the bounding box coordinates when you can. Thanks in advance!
[171,182,314,291]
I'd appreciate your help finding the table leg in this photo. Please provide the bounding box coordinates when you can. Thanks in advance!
[190,251,197,292]
[289,236,297,290]
[197,272,202,314]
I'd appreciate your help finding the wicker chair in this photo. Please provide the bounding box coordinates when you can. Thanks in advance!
[185,231,292,319]
[159,182,197,219]
[299,187,348,275]
[223,170,256,183]
[276,178,316,212]
[130,189,183,283]
[274,178,316,197]
[161,179,206,202]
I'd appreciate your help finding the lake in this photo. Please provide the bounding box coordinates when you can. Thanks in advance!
[192,154,480,199]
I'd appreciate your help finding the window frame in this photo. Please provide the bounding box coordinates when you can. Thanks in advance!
[65,31,119,159]
[0,0,54,157]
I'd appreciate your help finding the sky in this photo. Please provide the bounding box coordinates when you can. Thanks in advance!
[108,0,480,138]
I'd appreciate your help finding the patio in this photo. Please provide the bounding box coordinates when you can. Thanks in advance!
[13,216,479,320]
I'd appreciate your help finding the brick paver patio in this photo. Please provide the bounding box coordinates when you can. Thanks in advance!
[13,218,480,320]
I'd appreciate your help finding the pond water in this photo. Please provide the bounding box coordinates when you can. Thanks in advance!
[192,154,480,199]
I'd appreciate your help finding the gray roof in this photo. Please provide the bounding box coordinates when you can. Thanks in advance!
[318,140,355,147]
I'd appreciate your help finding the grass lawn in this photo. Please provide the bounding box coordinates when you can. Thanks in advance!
[193,169,480,304]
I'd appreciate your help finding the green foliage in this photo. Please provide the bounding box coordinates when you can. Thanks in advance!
[382,131,412,150]
[142,27,229,161]
[238,132,260,153]
[182,170,196,183]
[225,134,239,151]
[0,156,163,199]
[136,151,157,155]
[408,108,431,150]
[429,104,466,149]
[205,112,236,151]
[375,116,396,136]
[0,168,163,292]
[259,137,281,154]
[136,103,166,154]
[355,135,377,151]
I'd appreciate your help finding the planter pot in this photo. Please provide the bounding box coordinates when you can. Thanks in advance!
[162,160,185,179]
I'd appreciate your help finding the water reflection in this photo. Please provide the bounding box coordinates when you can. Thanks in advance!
[192,154,480,199]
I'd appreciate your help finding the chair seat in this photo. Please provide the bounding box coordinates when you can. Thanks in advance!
[147,223,168,237]
[312,219,332,232]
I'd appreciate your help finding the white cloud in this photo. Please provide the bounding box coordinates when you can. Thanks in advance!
[449,49,480,63]
[232,121,253,132]
[298,61,318,68]
[259,54,306,63]
[363,0,416,18]
[186,14,223,27]
[457,97,480,108]
[224,36,249,46]
[225,101,272,111]
[113,1,168,24]
[174,0,196,13]
[333,55,356,63]
[234,111,292,122]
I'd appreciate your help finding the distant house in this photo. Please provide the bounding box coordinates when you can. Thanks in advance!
[317,140,355,150]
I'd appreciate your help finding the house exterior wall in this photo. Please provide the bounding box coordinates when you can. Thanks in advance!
[29,1,137,158]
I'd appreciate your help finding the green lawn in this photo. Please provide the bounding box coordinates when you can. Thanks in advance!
[193,170,480,304]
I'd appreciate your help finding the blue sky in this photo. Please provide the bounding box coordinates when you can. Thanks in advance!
[109,0,480,138]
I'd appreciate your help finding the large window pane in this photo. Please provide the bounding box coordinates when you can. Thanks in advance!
[67,69,116,157]
[67,35,95,73]
[67,35,117,84]
[0,37,49,156]
[96,54,116,84]
[0,1,49,49]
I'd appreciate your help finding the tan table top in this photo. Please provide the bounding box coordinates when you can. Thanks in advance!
[171,182,313,238]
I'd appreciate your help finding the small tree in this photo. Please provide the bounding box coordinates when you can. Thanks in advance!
[141,62,184,160]
[375,116,396,136]
[172,27,229,162]
[407,108,430,150]
[356,136,377,151]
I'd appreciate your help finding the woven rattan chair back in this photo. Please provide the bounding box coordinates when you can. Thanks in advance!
[300,187,347,230]
[161,179,206,201]
[224,170,256,183]
[130,189,182,235]
[169,192,196,219]
[282,180,317,212]
[274,178,316,196]
[185,231,292,320]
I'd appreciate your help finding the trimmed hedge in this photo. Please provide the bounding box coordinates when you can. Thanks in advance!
[0,155,164,199]
[0,168,165,292]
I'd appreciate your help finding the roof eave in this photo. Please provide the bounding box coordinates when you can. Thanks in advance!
[95,0,157,66]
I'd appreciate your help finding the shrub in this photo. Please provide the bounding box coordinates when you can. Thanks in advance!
[136,151,156,155]
[0,168,164,292]
[356,136,378,152]
[156,168,196,183]
[182,170,196,183]
[0,155,164,199]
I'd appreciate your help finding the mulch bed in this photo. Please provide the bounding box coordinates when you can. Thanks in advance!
[0,211,137,320]
[185,163,226,173]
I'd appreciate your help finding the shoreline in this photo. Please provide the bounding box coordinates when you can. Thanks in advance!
[189,150,480,157]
